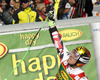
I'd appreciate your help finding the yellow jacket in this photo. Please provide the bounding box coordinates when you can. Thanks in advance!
[12,7,41,24]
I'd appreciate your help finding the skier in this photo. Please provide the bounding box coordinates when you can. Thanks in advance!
[48,11,91,80]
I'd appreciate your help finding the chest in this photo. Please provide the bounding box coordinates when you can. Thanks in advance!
[66,66,85,80]
[18,11,36,21]
[62,62,85,80]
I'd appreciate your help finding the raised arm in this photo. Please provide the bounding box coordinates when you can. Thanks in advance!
[49,22,70,62]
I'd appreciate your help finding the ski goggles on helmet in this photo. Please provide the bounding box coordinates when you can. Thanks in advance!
[71,49,80,60]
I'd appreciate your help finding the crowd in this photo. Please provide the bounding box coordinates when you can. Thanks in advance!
[94,0,100,5]
[0,0,98,25]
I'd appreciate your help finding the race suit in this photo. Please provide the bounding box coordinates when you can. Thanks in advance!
[49,26,88,80]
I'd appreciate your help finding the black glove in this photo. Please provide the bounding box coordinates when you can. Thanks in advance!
[48,11,55,21]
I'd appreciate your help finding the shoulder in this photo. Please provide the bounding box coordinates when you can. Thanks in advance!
[80,77,88,80]
[31,9,38,15]
[71,67,84,74]
[70,67,88,80]
[65,3,71,8]
[31,9,37,13]
[13,8,22,15]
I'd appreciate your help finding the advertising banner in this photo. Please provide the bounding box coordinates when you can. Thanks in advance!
[0,25,97,80]
[90,22,100,80]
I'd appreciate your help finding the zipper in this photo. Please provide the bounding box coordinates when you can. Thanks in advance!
[27,14,30,22]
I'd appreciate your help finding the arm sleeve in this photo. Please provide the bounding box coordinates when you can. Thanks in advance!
[12,11,19,24]
[85,0,93,16]
[49,26,70,62]
[35,11,41,22]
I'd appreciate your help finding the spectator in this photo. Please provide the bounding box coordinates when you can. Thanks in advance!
[0,0,7,11]
[0,0,2,3]
[12,0,41,24]
[33,0,44,10]
[48,0,54,4]
[62,2,71,19]
[57,0,72,20]
[97,0,100,5]
[35,0,44,4]
[0,6,14,25]
[10,0,15,7]
[13,2,20,11]
[0,0,14,25]
[31,1,35,10]
[0,7,3,19]
[43,0,50,9]
[0,7,3,13]
[0,0,7,6]
[15,0,20,2]
[36,3,47,21]
[70,0,93,18]
[94,0,100,5]
[85,0,93,17]
[29,0,33,8]
[4,0,11,11]
[68,0,75,4]
[43,0,54,13]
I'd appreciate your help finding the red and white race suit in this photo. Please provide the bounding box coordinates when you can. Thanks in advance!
[49,26,88,80]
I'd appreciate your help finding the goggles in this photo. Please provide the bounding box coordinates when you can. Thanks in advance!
[71,49,80,60]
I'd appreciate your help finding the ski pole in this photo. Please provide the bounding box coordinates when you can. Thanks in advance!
[4,16,49,80]
[30,16,49,47]
[4,0,60,79]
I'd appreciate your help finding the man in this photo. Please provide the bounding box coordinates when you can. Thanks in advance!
[48,10,91,80]
[57,0,75,20]
[85,0,93,17]
[70,0,93,18]
[0,0,13,25]
[0,0,11,11]
[12,0,41,24]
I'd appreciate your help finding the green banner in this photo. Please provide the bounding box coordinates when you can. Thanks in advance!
[57,64,73,80]
[0,25,97,80]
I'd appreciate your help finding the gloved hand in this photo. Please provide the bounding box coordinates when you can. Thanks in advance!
[48,11,55,21]
[48,10,56,27]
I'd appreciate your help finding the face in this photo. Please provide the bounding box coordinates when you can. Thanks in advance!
[68,0,75,5]
[10,0,15,6]
[35,0,41,3]
[97,0,100,2]
[2,1,7,6]
[67,49,80,65]
[16,0,20,2]
[22,2,29,8]
[41,7,46,13]
[67,54,77,65]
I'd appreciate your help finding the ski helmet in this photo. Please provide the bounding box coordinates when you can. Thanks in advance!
[74,46,91,67]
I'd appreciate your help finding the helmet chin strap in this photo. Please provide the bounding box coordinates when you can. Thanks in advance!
[68,63,77,67]
[68,59,80,67]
